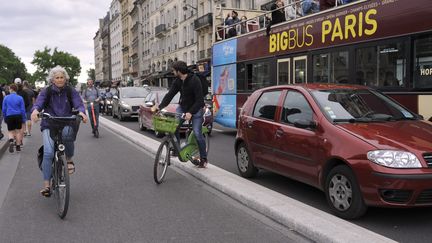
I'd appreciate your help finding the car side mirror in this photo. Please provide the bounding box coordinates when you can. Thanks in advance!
[145,101,155,107]
[416,114,424,120]
[294,119,317,129]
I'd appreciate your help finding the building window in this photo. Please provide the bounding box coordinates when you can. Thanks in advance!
[413,34,432,89]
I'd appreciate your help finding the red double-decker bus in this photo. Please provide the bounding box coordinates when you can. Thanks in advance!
[211,0,432,128]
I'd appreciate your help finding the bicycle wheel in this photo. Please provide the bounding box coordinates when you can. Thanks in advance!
[54,153,70,219]
[153,137,170,184]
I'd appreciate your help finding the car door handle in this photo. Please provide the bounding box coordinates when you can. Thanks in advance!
[275,129,284,138]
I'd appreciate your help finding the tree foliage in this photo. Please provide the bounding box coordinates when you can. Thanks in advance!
[31,47,81,86]
[87,68,95,81]
[0,44,29,84]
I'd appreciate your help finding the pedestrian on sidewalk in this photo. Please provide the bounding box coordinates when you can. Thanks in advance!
[2,83,26,153]
[23,81,35,136]
[0,85,4,140]
[15,78,30,141]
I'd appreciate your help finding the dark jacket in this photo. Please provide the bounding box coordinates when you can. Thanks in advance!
[271,3,286,25]
[159,74,205,114]
[320,0,336,10]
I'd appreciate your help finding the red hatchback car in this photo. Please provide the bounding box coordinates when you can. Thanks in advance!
[138,88,213,137]
[235,84,432,219]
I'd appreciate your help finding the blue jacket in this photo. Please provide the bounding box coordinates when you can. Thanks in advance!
[2,92,26,121]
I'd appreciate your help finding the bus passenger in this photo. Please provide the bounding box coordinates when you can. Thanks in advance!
[266,0,286,36]
[302,0,320,16]
[225,10,240,38]
[320,0,335,10]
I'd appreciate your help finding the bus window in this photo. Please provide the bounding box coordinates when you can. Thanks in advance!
[414,34,432,89]
[312,51,349,84]
[246,61,273,91]
[277,59,290,85]
[356,43,407,88]
[293,56,307,83]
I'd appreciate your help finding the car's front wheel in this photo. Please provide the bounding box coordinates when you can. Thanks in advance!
[325,165,367,219]
[236,142,257,178]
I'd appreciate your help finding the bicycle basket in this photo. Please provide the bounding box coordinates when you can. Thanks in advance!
[153,115,179,134]
[47,119,80,142]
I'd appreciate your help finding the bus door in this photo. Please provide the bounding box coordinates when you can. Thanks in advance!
[293,56,307,83]
[277,58,291,85]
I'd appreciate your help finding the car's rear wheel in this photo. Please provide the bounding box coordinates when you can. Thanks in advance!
[236,143,257,178]
[325,165,367,219]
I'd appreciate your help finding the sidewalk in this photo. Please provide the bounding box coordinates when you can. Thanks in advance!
[100,117,396,243]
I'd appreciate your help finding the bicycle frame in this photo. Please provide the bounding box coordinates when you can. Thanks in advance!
[166,118,209,163]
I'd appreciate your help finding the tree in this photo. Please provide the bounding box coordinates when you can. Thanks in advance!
[31,47,81,86]
[0,44,29,84]
[87,68,95,81]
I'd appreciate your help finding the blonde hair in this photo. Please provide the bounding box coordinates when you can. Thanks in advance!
[47,65,70,83]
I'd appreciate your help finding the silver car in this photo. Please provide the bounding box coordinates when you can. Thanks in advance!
[112,87,149,121]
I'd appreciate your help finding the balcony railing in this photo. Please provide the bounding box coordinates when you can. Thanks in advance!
[155,24,166,37]
[194,13,212,30]
[206,48,212,58]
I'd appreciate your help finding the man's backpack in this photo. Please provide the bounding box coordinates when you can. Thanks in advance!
[43,85,73,110]
[195,72,209,96]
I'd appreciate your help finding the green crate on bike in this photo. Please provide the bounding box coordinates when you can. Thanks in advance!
[153,115,179,134]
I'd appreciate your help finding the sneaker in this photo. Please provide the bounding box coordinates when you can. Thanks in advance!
[198,158,208,168]
[8,139,15,153]
[16,145,21,152]
[191,158,200,166]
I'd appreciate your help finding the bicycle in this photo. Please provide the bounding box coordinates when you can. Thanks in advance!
[89,102,99,138]
[39,112,81,219]
[153,110,210,184]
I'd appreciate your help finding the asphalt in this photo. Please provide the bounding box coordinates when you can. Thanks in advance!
[0,119,396,243]
[99,117,396,243]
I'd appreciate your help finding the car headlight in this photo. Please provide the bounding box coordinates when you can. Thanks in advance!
[120,101,130,108]
[367,150,422,168]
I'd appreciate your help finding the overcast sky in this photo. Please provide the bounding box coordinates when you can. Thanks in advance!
[0,0,111,83]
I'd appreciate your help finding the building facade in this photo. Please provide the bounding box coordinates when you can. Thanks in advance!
[94,30,103,84]
[110,0,123,85]
[101,12,112,86]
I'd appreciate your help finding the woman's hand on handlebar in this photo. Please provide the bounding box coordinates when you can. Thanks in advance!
[31,110,40,123]
[79,112,88,123]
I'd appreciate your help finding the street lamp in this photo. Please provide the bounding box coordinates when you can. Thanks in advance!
[183,4,197,11]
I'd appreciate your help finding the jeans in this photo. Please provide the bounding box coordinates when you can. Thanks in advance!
[302,0,320,15]
[41,127,75,181]
[87,103,100,130]
[176,106,207,159]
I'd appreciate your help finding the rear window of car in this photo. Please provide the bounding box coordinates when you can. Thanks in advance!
[253,90,282,120]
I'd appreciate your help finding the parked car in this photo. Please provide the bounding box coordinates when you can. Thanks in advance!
[138,88,214,137]
[235,84,432,219]
[112,87,149,121]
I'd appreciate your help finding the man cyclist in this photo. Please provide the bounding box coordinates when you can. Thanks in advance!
[31,66,88,197]
[151,61,208,168]
[82,78,101,135]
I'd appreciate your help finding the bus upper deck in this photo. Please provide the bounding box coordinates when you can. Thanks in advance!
[211,0,432,128]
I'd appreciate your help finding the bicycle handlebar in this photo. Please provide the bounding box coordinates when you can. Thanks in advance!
[39,112,83,121]
[158,109,186,119]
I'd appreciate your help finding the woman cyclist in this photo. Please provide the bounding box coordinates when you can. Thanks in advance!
[31,66,88,197]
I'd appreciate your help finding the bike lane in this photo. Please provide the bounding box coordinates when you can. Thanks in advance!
[0,122,308,242]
